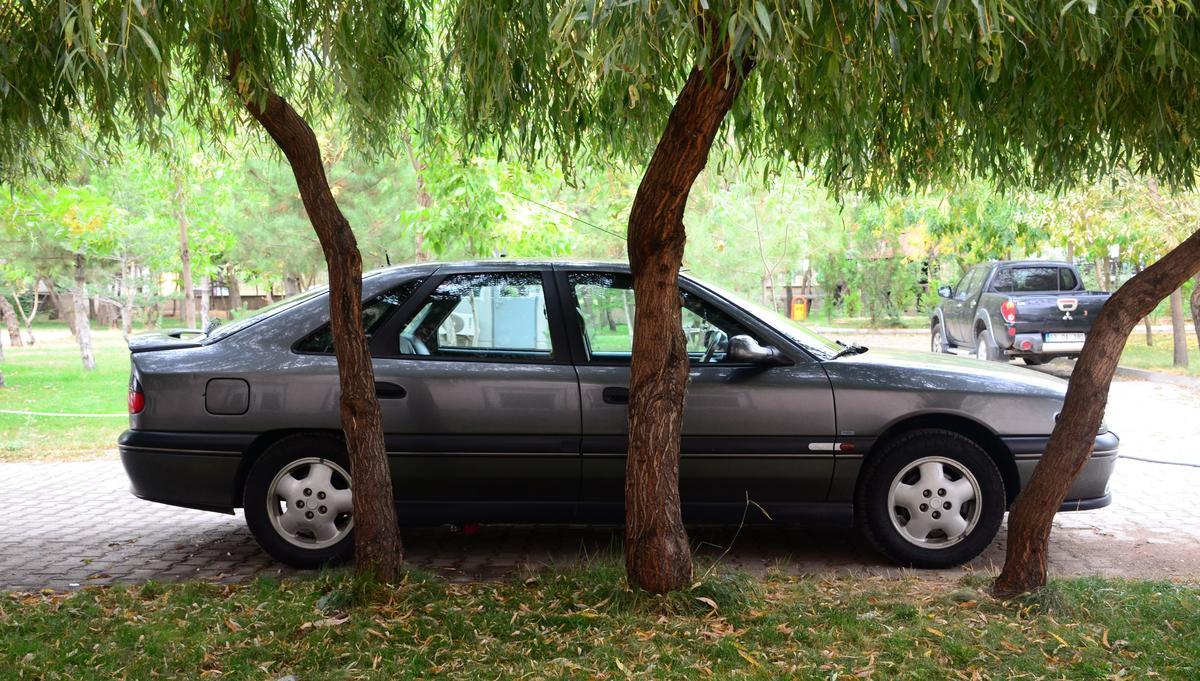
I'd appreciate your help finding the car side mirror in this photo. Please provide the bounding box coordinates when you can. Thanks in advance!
[937,286,953,299]
[726,335,791,366]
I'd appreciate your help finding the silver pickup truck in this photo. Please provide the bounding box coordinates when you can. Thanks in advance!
[931,260,1111,365]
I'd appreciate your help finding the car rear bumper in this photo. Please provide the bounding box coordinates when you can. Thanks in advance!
[1005,332,1084,356]
[118,430,252,513]
[1005,430,1119,511]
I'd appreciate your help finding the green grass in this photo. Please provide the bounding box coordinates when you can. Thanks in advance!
[2,567,1197,679]
[1119,335,1200,377]
[0,327,131,461]
[815,315,928,330]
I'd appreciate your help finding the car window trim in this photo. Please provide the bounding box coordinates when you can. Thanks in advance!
[370,268,572,366]
[552,267,813,367]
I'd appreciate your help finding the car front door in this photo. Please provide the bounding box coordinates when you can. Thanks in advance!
[558,269,838,523]
[946,267,982,343]
[369,268,581,523]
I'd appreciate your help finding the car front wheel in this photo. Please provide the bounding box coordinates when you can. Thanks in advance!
[243,433,355,568]
[856,429,1005,568]
[931,322,950,353]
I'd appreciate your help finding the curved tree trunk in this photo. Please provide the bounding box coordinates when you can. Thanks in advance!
[234,58,403,581]
[1191,274,1200,352]
[995,227,1200,597]
[1170,287,1188,367]
[72,254,96,371]
[625,47,752,594]
[0,295,22,348]
[226,266,243,315]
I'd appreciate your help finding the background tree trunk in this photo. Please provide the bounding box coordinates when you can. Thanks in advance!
[624,47,752,594]
[72,254,96,371]
[1170,287,1188,367]
[173,170,197,330]
[13,283,39,346]
[236,60,403,581]
[199,274,212,330]
[995,227,1200,597]
[45,285,76,336]
[120,259,135,341]
[226,266,243,314]
[0,295,22,348]
[1191,275,1200,353]
[284,274,302,297]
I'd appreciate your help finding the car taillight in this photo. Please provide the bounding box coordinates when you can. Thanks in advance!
[1001,299,1017,324]
[129,380,145,415]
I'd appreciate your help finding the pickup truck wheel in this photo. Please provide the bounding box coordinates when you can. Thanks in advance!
[243,434,355,568]
[930,322,950,353]
[856,429,1005,569]
[1023,355,1049,366]
[975,330,1001,361]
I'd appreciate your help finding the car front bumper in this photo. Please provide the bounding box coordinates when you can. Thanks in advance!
[1004,430,1120,511]
[118,430,254,513]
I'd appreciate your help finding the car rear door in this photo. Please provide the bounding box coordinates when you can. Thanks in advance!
[557,268,838,523]
[368,267,581,523]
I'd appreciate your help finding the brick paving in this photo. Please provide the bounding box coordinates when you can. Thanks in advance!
[3,453,1198,592]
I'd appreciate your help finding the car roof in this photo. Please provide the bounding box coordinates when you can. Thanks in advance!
[366,259,635,277]
[993,260,1075,268]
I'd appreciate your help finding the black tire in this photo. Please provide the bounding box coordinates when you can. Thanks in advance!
[975,329,1002,362]
[243,433,355,568]
[1023,355,1049,366]
[855,429,1006,569]
[930,321,950,353]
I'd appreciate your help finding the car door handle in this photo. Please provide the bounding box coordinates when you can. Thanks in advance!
[602,387,629,405]
[375,382,407,399]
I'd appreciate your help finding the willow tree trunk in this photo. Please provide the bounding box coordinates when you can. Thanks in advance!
[235,65,403,581]
[1170,287,1188,368]
[72,254,96,371]
[624,50,751,594]
[0,295,22,348]
[120,260,135,341]
[226,268,243,314]
[995,228,1200,597]
[199,275,212,331]
[173,173,197,330]
[1191,275,1200,352]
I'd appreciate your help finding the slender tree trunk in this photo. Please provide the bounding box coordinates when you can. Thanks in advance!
[46,285,76,336]
[14,282,39,345]
[233,55,403,581]
[0,295,22,348]
[173,170,197,329]
[1191,275,1200,353]
[284,275,301,297]
[120,259,135,341]
[226,266,243,314]
[402,137,432,262]
[199,274,212,330]
[1133,264,1153,346]
[624,46,752,594]
[1170,287,1188,368]
[995,228,1200,597]
[72,254,96,371]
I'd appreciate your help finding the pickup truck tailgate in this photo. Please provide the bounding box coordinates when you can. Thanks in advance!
[1012,293,1108,334]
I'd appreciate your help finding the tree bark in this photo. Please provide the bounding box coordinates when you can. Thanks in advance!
[234,56,403,581]
[1170,287,1188,367]
[1191,274,1200,353]
[0,295,22,348]
[226,266,243,315]
[46,284,75,336]
[120,259,135,341]
[995,227,1200,597]
[624,46,752,593]
[199,274,212,330]
[72,254,96,371]
[173,170,197,330]
[13,283,39,345]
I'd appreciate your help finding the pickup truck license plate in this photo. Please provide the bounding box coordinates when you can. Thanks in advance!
[1045,332,1086,343]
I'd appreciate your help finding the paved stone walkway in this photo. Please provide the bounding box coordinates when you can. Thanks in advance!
[3,454,1198,592]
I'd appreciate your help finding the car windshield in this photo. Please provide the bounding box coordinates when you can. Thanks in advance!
[203,287,327,343]
[689,279,844,360]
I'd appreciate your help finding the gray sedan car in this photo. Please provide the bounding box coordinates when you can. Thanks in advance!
[119,261,1118,569]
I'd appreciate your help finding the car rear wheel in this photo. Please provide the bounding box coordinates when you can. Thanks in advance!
[975,330,1001,362]
[243,434,355,568]
[856,429,1005,568]
[931,322,950,353]
[1023,355,1049,366]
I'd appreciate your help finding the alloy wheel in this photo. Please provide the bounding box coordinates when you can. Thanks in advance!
[886,456,981,549]
[266,457,354,549]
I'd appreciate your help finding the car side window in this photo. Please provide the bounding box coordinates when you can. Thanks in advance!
[1059,268,1079,291]
[294,279,424,354]
[394,272,554,361]
[568,272,757,364]
[955,268,982,300]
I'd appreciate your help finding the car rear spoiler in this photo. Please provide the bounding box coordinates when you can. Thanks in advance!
[128,329,205,353]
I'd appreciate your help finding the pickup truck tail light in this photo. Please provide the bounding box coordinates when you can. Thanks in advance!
[1000,299,1017,324]
[129,378,145,415]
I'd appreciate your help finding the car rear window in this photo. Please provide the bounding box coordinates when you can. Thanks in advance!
[294,279,424,354]
[991,267,1063,292]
